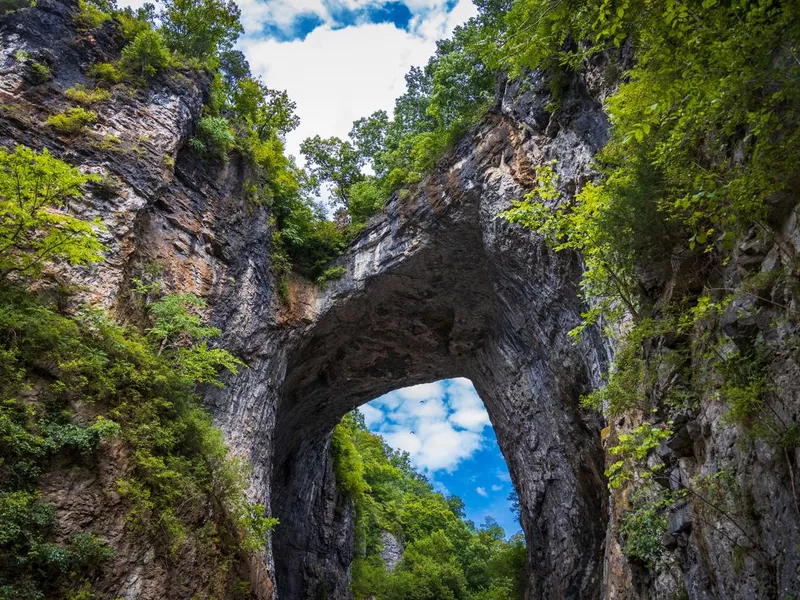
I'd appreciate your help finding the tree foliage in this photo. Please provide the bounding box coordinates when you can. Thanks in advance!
[120,29,171,78]
[159,0,242,61]
[301,135,365,209]
[331,413,526,600]
[499,0,800,325]
[231,78,299,141]
[0,146,104,283]
[0,146,270,598]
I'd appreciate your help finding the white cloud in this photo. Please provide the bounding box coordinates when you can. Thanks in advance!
[491,484,503,492]
[384,429,422,455]
[237,0,329,32]
[114,0,478,163]
[359,403,384,428]
[240,0,478,159]
[368,378,491,474]
[476,486,488,497]
[395,381,447,402]
[409,0,475,40]
[496,471,511,483]
[447,377,491,432]
[238,0,469,38]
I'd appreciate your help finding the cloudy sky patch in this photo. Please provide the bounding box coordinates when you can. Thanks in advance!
[117,0,477,159]
[361,378,491,474]
[240,0,477,158]
[359,378,520,536]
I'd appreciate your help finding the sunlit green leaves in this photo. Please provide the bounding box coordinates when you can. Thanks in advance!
[0,146,105,283]
[160,0,242,61]
[120,29,172,78]
[333,413,526,600]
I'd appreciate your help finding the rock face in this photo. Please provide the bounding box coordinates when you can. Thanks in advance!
[379,532,403,572]
[2,2,799,599]
[264,66,613,599]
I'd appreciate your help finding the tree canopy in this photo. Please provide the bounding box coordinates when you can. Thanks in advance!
[0,146,105,282]
[332,413,526,600]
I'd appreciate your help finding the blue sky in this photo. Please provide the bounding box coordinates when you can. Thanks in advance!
[360,379,521,537]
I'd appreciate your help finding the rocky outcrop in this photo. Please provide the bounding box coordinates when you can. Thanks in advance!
[2,1,799,598]
[379,532,403,572]
[264,65,613,599]
[602,205,800,599]
[1,2,275,597]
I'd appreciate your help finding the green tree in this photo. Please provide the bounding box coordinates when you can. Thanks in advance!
[349,110,389,174]
[332,413,526,600]
[0,146,104,282]
[385,531,468,600]
[115,4,156,42]
[218,49,250,89]
[300,135,365,210]
[231,78,300,141]
[160,0,243,61]
[189,116,235,161]
[346,179,383,226]
[142,291,244,387]
[120,29,171,78]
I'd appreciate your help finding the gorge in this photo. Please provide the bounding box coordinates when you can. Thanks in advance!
[1,0,799,599]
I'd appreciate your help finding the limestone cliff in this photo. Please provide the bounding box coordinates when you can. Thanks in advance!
[1,1,799,599]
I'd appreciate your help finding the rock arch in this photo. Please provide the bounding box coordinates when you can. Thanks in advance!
[265,74,613,599]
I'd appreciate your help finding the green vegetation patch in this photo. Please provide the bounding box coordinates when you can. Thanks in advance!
[45,107,97,134]
[331,413,526,600]
[65,84,111,106]
[0,146,276,598]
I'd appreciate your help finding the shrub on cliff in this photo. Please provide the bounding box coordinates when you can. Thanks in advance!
[188,116,235,161]
[0,145,105,282]
[120,29,171,78]
[0,146,273,597]
[73,0,111,30]
[65,84,111,106]
[45,107,97,134]
[87,61,122,86]
[0,286,266,596]
[160,0,242,61]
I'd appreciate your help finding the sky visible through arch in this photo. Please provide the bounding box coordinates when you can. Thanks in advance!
[360,379,520,537]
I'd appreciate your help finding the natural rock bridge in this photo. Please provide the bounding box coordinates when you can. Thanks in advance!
[1,7,614,595]
[208,73,613,599]
[4,3,798,597]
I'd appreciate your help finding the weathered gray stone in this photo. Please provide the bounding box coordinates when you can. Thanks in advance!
[668,502,693,536]
[379,531,403,573]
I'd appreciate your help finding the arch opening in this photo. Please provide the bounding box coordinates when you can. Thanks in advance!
[358,378,522,537]
[272,375,526,600]
[306,378,526,598]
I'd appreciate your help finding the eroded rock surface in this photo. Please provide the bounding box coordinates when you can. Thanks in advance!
[265,66,612,599]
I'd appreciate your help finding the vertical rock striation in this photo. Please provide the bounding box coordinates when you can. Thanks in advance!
[267,66,613,599]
